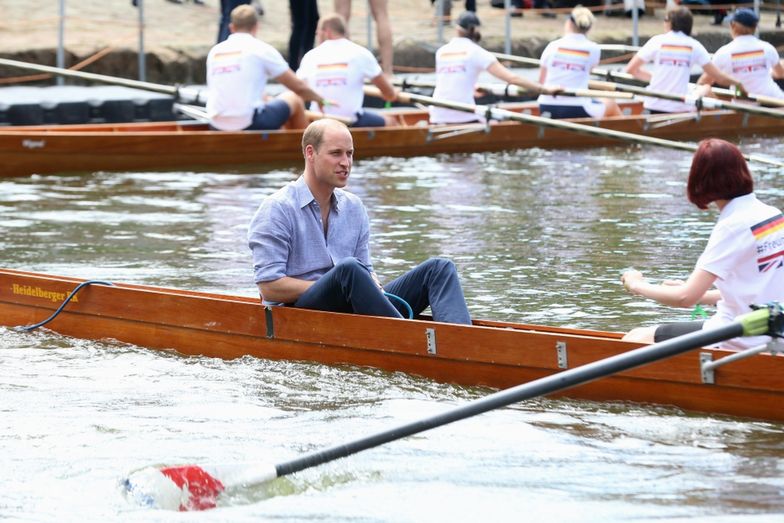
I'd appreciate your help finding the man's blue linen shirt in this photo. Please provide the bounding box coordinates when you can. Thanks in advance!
[248,175,372,303]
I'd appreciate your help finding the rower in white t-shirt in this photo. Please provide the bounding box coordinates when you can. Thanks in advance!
[297,13,397,127]
[622,138,784,350]
[430,11,554,125]
[538,6,621,119]
[206,4,325,131]
[626,7,744,114]
[698,9,784,100]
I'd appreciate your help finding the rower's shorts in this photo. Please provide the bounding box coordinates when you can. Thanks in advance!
[352,110,386,128]
[653,320,705,343]
[245,99,291,130]
[540,100,605,119]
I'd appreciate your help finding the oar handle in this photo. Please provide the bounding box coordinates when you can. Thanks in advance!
[304,110,354,125]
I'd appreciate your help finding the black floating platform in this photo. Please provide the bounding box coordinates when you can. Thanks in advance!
[0,86,206,126]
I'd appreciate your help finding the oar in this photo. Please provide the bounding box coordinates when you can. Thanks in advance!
[490,52,784,109]
[0,57,355,126]
[589,65,784,109]
[586,79,784,120]
[368,87,783,167]
[394,78,633,100]
[122,304,780,511]
[0,57,204,104]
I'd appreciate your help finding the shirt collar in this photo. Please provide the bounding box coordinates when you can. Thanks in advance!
[719,192,756,219]
[293,175,342,212]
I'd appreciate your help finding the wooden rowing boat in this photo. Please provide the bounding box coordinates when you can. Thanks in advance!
[2,268,782,422]
[2,101,782,177]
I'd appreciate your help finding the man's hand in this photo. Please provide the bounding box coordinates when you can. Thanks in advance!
[370,271,384,291]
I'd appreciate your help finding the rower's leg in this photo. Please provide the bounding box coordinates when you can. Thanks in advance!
[294,258,403,318]
[384,257,471,325]
[278,91,308,130]
[603,99,623,118]
[622,326,656,343]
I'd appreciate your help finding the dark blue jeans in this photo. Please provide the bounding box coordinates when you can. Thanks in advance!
[293,257,472,325]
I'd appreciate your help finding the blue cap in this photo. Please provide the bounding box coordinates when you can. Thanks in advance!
[456,11,481,29]
[731,8,759,28]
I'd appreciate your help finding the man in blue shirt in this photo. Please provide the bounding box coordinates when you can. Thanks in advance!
[248,119,471,324]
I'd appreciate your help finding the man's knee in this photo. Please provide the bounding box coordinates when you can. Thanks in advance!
[424,257,457,274]
[334,257,371,277]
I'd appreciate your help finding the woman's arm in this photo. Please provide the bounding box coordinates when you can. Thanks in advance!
[624,55,651,83]
[621,268,718,308]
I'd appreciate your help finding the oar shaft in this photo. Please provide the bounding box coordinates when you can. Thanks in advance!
[395,79,631,100]
[0,57,175,94]
[588,79,784,119]
[490,53,784,108]
[0,57,204,103]
[375,87,783,167]
[275,310,766,478]
[389,87,698,154]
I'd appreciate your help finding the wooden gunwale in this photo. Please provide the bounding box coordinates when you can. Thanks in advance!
[1,268,782,422]
[1,102,782,177]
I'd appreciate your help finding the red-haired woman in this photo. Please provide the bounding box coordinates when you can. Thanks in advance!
[621,138,784,350]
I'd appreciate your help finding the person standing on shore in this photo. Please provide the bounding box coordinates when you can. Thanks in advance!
[334,0,394,76]
[288,0,319,70]
[697,9,784,100]
[430,11,555,124]
[297,13,397,127]
[217,0,250,43]
[207,5,326,131]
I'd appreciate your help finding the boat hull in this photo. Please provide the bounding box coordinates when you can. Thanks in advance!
[1,268,782,422]
[1,103,782,176]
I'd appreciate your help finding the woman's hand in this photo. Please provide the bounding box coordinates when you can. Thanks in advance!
[621,269,645,294]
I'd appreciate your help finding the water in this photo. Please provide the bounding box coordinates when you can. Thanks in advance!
[1,138,783,521]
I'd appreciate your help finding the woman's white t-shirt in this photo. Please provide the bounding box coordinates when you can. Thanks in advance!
[634,31,711,113]
[712,35,784,99]
[430,37,497,124]
[698,193,784,350]
[538,33,600,112]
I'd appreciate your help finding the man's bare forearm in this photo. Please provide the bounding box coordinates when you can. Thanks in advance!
[258,276,315,303]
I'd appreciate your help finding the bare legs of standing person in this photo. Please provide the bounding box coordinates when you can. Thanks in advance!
[334,0,393,76]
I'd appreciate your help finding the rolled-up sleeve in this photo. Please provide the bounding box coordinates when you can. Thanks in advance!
[248,199,292,283]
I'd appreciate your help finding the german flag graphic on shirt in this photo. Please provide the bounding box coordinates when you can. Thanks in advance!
[730,49,766,73]
[659,44,693,67]
[317,63,349,71]
[437,51,468,74]
[551,48,590,71]
[752,214,784,272]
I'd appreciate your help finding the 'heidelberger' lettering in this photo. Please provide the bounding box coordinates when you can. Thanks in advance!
[10,284,78,303]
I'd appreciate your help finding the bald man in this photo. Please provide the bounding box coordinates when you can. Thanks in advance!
[248,119,471,324]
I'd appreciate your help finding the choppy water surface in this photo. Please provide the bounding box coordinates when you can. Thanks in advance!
[1,138,783,521]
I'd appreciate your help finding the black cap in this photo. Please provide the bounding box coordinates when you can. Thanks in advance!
[731,8,759,28]
[456,11,481,29]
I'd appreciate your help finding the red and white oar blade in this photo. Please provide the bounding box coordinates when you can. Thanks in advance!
[122,463,278,511]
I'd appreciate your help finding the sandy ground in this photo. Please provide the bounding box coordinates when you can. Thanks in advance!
[6,1,777,57]
[2,1,782,84]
